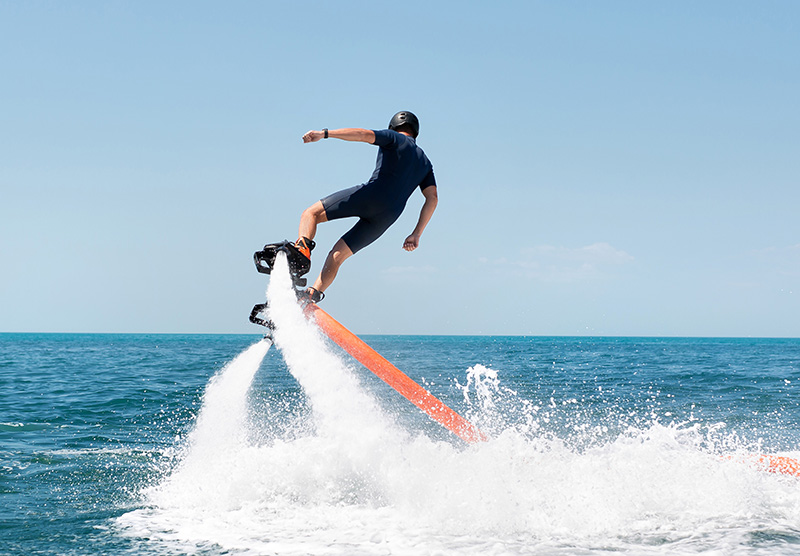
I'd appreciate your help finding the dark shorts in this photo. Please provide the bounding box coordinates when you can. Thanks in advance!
[321,185,404,254]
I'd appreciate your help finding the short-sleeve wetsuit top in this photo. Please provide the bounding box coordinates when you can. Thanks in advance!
[320,129,437,253]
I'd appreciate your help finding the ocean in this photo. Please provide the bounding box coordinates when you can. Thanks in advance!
[2,263,800,555]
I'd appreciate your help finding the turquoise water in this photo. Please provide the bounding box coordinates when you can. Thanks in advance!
[2,329,800,555]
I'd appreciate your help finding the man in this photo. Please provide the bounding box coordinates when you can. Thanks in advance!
[292,111,438,302]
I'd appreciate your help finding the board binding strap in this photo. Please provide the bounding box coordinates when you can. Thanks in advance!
[253,240,310,285]
[249,240,314,333]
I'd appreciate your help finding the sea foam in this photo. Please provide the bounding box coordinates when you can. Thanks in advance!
[117,255,800,555]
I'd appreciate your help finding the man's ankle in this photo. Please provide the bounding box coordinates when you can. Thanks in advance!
[294,237,315,259]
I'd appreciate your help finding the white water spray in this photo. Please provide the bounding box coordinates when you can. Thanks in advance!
[146,253,406,514]
[188,340,272,455]
[266,253,402,448]
[147,339,270,509]
[119,255,800,555]
[252,254,412,513]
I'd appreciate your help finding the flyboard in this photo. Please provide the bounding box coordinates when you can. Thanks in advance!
[249,241,487,444]
[248,242,800,473]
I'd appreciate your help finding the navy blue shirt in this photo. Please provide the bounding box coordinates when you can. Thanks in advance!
[364,129,436,212]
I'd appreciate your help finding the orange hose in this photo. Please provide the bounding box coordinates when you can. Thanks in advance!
[301,304,800,460]
[304,304,487,443]
[722,453,800,477]
[751,454,800,477]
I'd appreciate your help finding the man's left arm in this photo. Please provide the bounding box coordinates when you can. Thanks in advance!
[303,128,375,144]
[403,186,438,252]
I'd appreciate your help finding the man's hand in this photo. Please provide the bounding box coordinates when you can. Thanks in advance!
[403,234,421,251]
[302,130,324,143]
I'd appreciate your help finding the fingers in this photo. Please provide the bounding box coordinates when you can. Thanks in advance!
[403,236,419,251]
[302,130,320,143]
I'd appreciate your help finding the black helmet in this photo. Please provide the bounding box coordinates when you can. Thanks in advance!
[388,111,420,137]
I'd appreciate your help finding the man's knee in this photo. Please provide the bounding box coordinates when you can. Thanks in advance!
[302,202,326,223]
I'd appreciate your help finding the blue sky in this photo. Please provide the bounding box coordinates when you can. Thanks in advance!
[1,1,798,336]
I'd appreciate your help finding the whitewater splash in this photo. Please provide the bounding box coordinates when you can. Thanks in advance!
[265,253,403,449]
[117,255,800,555]
[141,338,271,511]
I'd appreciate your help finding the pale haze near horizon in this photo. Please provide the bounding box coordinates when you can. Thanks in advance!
[1,2,798,336]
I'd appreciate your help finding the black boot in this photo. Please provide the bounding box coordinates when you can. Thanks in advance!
[294,236,315,262]
[297,287,324,305]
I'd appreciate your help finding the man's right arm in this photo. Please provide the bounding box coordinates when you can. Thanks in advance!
[303,128,375,144]
[403,185,438,252]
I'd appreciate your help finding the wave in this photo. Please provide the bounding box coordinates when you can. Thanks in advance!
[115,254,800,555]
